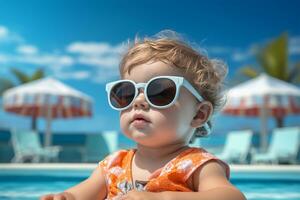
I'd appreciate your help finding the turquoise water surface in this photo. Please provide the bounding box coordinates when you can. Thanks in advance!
[0,169,299,200]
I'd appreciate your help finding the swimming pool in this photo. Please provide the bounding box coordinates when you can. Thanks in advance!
[0,164,300,200]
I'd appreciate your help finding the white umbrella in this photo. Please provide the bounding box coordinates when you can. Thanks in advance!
[222,73,300,150]
[2,77,93,147]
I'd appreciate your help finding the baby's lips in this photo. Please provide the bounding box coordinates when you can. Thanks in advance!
[132,113,151,123]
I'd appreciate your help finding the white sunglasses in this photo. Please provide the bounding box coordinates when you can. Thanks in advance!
[106,76,211,135]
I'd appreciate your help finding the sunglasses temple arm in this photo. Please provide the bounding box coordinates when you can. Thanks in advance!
[182,80,212,136]
[182,80,204,102]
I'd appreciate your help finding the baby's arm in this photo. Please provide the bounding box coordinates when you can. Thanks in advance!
[40,165,107,200]
[160,161,246,200]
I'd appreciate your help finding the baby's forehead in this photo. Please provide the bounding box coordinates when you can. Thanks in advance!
[122,61,193,83]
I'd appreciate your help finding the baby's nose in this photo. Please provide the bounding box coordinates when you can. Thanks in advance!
[133,90,149,110]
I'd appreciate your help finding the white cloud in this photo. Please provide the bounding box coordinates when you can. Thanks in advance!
[67,41,125,71]
[78,55,120,68]
[0,25,23,43]
[0,53,74,71]
[231,44,258,62]
[67,42,124,55]
[0,53,89,81]
[0,26,9,39]
[16,54,74,67]
[92,68,120,83]
[55,70,91,80]
[0,25,125,82]
[232,35,300,62]
[231,35,300,62]
[232,49,253,62]
[66,42,125,83]
[17,45,38,55]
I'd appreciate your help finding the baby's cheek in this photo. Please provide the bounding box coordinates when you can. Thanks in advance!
[155,112,180,133]
[119,113,130,133]
[162,108,193,138]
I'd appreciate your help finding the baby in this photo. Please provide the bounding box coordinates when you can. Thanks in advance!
[41,31,246,200]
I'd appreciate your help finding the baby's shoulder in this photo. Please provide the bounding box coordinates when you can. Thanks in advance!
[176,147,216,163]
[188,147,230,178]
[169,147,230,181]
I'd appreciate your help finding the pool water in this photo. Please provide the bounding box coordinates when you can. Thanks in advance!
[0,170,300,200]
[1,180,300,200]
[233,181,300,200]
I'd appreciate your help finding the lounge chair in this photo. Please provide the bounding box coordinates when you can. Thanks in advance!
[216,130,253,164]
[82,131,118,163]
[252,127,300,164]
[10,129,61,163]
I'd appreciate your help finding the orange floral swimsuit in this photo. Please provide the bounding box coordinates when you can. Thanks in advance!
[99,147,230,200]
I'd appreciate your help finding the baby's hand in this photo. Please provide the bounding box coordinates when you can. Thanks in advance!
[115,190,161,200]
[40,192,75,200]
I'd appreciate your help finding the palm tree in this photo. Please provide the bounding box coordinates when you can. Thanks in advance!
[239,33,300,127]
[0,68,45,130]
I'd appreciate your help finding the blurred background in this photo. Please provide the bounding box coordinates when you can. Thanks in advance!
[0,0,299,132]
[0,0,299,199]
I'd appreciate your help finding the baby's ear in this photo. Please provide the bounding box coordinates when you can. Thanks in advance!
[191,101,213,128]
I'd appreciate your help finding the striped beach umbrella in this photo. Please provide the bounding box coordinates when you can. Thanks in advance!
[3,77,93,147]
[222,73,300,150]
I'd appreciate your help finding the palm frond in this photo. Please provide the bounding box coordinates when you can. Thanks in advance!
[239,66,259,78]
[30,68,45,81]
[257,33,288,80]
[11,68,30,83]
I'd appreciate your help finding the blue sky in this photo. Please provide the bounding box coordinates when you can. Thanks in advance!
[0,0,300,134]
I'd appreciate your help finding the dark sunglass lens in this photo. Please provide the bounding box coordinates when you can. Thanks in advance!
[147,78,176,106]
[110,82,135,108]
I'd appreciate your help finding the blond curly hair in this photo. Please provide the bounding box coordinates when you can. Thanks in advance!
[119,31,228,139]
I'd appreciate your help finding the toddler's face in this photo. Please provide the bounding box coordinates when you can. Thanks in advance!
[120,61,199,148]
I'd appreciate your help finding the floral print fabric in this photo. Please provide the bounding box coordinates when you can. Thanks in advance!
[99,147,230,199]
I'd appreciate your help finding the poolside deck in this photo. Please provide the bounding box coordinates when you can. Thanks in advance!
[1,163,299,172]
[1,164,300,181]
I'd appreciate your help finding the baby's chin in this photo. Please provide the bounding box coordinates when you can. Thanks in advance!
[127,128,154,139]
[125,129,176,148]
